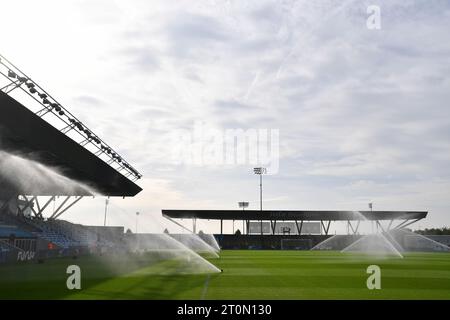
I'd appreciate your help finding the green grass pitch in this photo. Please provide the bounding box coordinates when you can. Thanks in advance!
[1,250,449,299]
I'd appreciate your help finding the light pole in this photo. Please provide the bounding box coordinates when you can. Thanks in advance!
[254,167,267,235]
[238,202,249,211]
[135,211,140,233]
[238,202,249,234]
[103,198,109,226]
[369,202,374,233]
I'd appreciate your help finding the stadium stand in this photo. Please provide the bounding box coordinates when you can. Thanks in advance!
[25,218,76,249]
[427,235,450,247]
[51,220,118,249]
[216,234,333,250]
[0,240,13,263]
[0,225,34,238]
[1,209,130,264]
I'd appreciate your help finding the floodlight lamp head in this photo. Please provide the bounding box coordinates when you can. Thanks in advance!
[8,70,17,78]
[238,202,249,208]
[253,167,266,175]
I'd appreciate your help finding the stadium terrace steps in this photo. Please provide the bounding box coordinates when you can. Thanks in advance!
[50,220,100,246]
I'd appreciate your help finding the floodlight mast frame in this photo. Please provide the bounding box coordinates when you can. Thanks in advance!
[0,54,142,182]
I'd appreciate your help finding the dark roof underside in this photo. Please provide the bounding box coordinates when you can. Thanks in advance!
[162,209,428,221]
[0,91,142,197]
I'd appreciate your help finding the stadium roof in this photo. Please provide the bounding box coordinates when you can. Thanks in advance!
[162,209,428,221]
[0,91,142,197]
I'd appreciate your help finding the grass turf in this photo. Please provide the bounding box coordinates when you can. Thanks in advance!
[0,250,449,299]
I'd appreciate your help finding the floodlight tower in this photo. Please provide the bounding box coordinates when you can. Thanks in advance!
[135,211,140,233]
[238,202,249,234]
[253,167,267,235]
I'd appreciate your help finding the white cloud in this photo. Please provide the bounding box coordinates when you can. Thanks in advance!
[1,0,449,231]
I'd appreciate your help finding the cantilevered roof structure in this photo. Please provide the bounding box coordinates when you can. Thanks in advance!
[0,54,142,197]
[162,209,427,221]
[162,209,428,235]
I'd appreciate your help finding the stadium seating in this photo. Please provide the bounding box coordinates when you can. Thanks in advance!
[427,235,450,247]
[25,218,78,249]
[48,219,114,247]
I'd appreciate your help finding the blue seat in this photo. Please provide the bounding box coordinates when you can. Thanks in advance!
[0,226,33,238]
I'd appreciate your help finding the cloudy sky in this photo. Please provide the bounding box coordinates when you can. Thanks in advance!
[1,0,449,233]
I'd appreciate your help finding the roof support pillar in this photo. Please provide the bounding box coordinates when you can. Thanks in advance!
[349,220,361,235]
[271,220,277,235]
[52,196,84,220]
